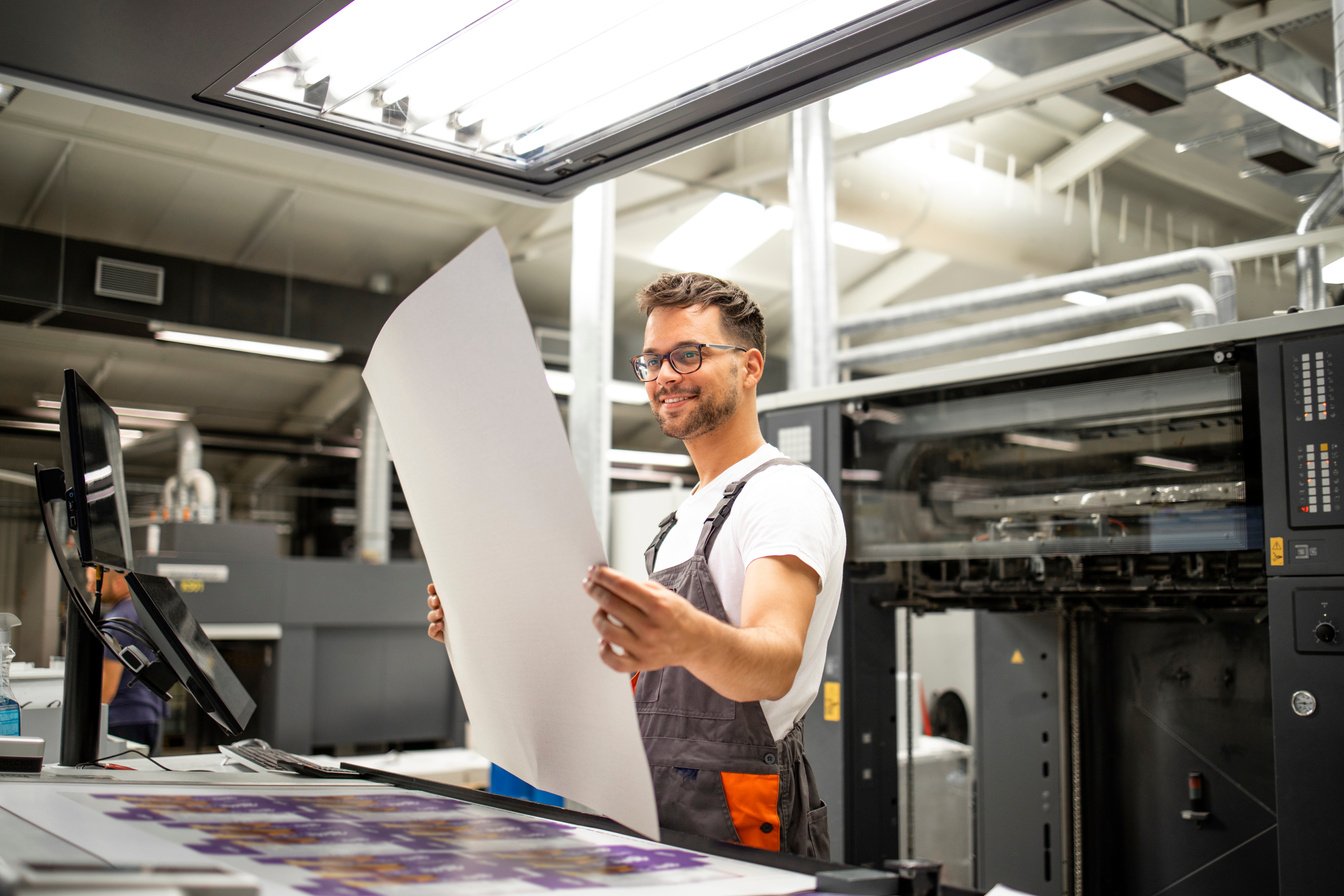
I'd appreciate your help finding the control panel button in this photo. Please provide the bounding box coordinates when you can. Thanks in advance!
[1315,621,1338,643]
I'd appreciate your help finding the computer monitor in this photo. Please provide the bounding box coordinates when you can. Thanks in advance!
[34,468,176,701]
[33,370,257,761]
[124,573,255,736]
[59,369,135,572]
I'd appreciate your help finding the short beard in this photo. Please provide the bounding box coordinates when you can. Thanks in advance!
[652,383,740,441]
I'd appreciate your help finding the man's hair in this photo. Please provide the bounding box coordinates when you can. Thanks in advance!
[636,272,766,356]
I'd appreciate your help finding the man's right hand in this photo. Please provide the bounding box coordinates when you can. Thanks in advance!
[426,582,445,644]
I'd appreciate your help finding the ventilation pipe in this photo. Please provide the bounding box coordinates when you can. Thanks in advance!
[159,424,217,523]
[1294,0,1344,310]
[838,284,1218,369]
[837,246,1235,343]
[355,395,390,564]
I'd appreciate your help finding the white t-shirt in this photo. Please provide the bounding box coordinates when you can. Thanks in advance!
[649,443,846,741]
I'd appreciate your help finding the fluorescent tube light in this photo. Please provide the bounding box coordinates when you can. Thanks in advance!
[1322,256,1344,284]
[148,321,342,363]
[829,49,992,134]
[544,369,650,406]
[608,448,693,468]
[1135,455,1199,473]
[654,194,899,269]
[1062,290,1107,306]
[832,220,901,254]
[35,397,191,423]
[653,194,790,271]
[1004,433,1081,453]
[1215,74,1338,149]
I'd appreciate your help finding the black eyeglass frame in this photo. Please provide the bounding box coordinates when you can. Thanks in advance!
[629,343,749,381]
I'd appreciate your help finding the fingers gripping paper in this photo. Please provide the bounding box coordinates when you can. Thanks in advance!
[362,229,658,839]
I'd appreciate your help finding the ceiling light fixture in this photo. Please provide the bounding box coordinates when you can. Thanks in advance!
[828,48,992,134]
[608,448,693,468]
[654,193,899,270]
[1135,454,1199,473]
[1322,256,1344,284]
[543,369,650,406]
[653,194,791,271]
[147,321,342,363]
[1215,74,1338,149]
[1062,290,1107,306]
[35,397,191,423]
[203,0,1044,198]
[1004,432,1081,452]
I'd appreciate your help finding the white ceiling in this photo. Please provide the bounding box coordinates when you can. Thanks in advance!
[0,0,1338,509]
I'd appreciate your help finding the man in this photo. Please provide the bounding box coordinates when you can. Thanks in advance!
[93,569,169,752]
[428,272,844,857]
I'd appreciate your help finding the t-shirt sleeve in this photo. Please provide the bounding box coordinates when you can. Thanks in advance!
[735,468,842,588]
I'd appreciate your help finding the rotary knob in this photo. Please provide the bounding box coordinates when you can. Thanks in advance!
[1315,621,1338,644]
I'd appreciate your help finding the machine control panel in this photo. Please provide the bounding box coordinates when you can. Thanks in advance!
[1285,339,1344,528]
[1293,589,1344,654]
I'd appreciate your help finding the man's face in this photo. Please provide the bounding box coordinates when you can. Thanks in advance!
[86,568,130,602]
[642,305,747,442]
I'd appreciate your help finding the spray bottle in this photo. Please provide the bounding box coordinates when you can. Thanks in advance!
[0,612,20,736]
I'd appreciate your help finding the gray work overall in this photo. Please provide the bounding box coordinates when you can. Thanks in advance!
[637,458,830,858]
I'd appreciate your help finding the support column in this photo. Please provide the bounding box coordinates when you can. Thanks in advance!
[569,182,616,550]
[355,392,390,564]
[789,100,838,389]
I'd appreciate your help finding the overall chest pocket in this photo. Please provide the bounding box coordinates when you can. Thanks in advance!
[635,666,737,721]
[636,559,737,721]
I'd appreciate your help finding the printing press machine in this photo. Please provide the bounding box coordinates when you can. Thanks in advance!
[760,305,1344,896]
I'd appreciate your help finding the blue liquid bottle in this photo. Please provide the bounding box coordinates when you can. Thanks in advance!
[0,612,20,736]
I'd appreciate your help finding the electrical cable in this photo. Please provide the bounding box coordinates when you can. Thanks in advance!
[82,747,172,771]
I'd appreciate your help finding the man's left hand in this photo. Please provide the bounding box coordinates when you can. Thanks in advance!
[582,565,709,673]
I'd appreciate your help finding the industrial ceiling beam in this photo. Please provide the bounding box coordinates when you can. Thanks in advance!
[711,0,1329,192]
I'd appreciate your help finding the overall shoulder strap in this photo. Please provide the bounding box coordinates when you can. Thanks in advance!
[694,457,801,560]
[644,511,679,575]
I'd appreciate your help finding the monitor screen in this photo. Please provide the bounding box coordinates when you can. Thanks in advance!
[60,369,135,573]
[125,572,256,736]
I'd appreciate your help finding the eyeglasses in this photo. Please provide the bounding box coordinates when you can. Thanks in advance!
[629,343,748,382]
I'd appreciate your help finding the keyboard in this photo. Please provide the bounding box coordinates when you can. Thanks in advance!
[219,739,363,778]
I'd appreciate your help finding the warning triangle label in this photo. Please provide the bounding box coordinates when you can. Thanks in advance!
[1010,649,1025,664]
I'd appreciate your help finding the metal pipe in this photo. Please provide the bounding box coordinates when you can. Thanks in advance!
[1295,174,1344,310]
[569,181,616,551]
[837,284,1217,369]
[789,101,838,389]
[1293,0,1344,310]
[354,394,390,564]
[837,247,1235,338]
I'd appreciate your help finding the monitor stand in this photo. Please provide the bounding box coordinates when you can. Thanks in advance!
[34,464,108,767]
[59,599,104,766]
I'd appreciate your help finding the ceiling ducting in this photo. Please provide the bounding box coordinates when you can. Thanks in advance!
[1247,124,1326,173]
[94,257,165,305]
[1099,63,1187,113]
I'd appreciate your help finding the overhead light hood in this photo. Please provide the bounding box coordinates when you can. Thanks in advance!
[186,0,1054,200]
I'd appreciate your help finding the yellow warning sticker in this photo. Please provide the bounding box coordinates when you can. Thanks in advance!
[1270,536,1284,567]
[823,681,841,722]
[1010,649,1025,664]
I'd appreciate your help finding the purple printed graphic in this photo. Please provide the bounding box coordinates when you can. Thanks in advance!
[91,792,301,821]
[257,845,711,895]
[79,790,740,895]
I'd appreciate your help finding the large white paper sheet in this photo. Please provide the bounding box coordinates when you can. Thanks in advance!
[362,230,658,840]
